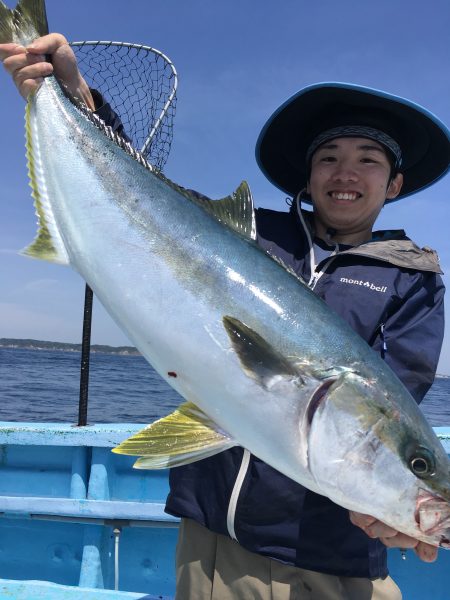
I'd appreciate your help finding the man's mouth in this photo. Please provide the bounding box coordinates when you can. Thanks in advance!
[328,191,362,201]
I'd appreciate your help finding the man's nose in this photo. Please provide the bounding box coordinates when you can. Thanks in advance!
[331,161,359,182]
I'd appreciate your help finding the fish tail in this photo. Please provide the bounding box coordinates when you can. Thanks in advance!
[0,0,48,46]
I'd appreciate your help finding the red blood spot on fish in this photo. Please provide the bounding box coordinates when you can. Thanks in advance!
[168,371,177,378]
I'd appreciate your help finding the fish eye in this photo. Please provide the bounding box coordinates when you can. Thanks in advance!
[408,446,436,479]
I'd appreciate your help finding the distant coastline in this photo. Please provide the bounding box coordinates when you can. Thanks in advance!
[1,339,449,377]
[0,338,140,356]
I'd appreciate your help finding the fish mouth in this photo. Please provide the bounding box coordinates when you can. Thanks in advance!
[416,490,450,548]
[307,378,338,425]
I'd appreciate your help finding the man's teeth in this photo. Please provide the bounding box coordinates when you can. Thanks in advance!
[331,192,359,200]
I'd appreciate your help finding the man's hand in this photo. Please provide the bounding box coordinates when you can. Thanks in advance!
[349,511,438,562]
[0,33,94,109]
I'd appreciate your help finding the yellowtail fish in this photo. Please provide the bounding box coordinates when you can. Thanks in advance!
[2,0,450,549]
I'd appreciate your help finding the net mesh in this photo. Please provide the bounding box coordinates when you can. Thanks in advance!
[70,41,178,172]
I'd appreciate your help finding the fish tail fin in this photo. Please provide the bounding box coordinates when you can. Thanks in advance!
[0,0,48,45]
[21,101,70,265]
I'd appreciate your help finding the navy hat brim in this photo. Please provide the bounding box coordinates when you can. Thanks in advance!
[255,82,450,201]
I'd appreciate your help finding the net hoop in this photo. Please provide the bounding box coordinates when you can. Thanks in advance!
[70,40,178,171]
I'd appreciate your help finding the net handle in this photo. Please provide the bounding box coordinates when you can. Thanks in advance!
[69,40,178,426]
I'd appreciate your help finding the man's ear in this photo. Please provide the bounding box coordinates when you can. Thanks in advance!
[386,173,403,200]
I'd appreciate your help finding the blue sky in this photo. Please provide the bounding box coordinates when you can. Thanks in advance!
[1,0,450,373]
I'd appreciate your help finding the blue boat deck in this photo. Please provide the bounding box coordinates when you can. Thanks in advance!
[0,423,178,599]
[1,422,450,599]
[0,580,171,599]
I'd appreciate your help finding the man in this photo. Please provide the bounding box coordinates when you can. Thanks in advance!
[1,35,449,600]
[165,83,448,600]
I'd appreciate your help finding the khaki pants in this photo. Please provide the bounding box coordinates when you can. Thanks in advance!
[175,519,402,600]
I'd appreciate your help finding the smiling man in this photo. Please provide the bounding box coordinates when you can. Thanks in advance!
[1,37,450,599]
[307,137,403,245]
[167,84,450,600]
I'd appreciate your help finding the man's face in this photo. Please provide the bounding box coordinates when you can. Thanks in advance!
[306,137,403,238]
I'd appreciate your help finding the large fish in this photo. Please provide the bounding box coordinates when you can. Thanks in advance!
[2,0,450,548]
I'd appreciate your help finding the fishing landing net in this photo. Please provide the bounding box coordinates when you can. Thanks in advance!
[70,40,178,172]
[67,41,178,425]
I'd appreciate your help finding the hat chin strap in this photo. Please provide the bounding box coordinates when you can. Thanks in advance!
[298,188,312,204]
[297,189,340,242]
[326,227,338,240]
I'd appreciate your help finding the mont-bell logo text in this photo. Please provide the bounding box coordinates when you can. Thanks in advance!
[340,277,387,293]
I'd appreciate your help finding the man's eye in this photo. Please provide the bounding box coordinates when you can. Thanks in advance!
[320,156,337,162]
[361,157,377,164]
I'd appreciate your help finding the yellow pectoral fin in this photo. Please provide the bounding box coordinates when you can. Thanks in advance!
[112,401,237,469]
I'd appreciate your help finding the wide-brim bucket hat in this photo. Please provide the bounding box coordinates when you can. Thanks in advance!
[255,82,450,201]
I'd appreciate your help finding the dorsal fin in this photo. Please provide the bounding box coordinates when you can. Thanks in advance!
[163,181,256,241]
[191,181,256,241]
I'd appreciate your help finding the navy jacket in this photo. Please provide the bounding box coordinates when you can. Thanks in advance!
[95,96,445,578]
[165,197,445,579]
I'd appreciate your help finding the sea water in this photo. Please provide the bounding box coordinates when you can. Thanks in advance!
[0,347,449,426]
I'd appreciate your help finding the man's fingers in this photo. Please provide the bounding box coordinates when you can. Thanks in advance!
[0,34,69,66]
[364,521,399,539]
[380,535,438,562]
[13,62,53,85]
[27,34,81,91]
[3,52,51,76]
[349,511,439,564]
[414,542,438,563]
[1,32,91,106]
[350,511,415,542]
[19,78,44,99]
[0,43,26,61]
[348,511,377,529]
[1,47,53,99]
[379,533,418,548]
[25,33,69,55]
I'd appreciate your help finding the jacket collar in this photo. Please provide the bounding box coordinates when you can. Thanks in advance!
[292,201,443,274]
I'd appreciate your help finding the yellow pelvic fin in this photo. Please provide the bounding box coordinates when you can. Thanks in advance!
[112,401,236,469]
